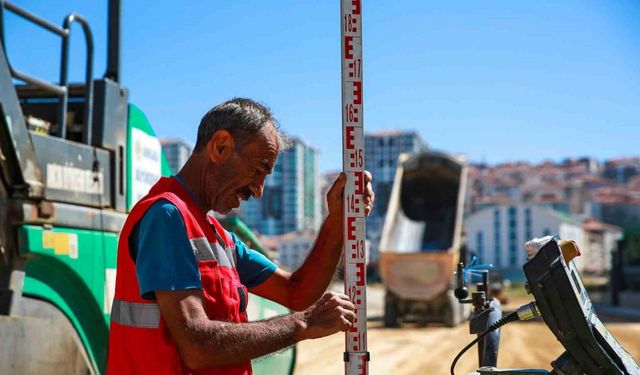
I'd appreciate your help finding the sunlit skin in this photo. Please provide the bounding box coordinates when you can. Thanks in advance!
[178,122,279,215]
[158,121,375,369]
[178,122,374,218]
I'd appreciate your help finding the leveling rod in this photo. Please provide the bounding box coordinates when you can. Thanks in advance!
[340,0,369,374]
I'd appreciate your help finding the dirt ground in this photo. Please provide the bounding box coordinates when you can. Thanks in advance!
[294,285,640,374]
[295,320,640,374]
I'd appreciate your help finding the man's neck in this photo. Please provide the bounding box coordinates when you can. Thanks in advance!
[176,155,209,215]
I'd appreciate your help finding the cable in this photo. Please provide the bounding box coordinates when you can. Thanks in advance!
[450,302,540,375]
[450,312,517,375]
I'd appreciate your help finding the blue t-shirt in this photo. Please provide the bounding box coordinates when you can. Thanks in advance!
[129,200,276,300]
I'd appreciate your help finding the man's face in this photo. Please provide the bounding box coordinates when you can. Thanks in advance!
[204,123,279,214]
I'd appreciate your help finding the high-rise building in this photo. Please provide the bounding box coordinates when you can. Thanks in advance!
[160,138,194,174]
[364,130,427,267]
[320,171,341,218]
[241,137,321,235]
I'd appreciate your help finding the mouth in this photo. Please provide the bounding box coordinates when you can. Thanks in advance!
[238,188,252,201]
[232,191,249,208]
[228,187,252,210]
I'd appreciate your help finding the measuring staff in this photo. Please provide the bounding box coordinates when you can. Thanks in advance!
[341,0,370,374]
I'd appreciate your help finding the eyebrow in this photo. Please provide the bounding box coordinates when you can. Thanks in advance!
[258,159,274,173]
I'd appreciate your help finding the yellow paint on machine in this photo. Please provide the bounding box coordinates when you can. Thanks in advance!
[42,231,79,259]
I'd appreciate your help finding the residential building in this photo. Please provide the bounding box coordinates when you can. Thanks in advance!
[603,157,640,184]
[160,138,193,174]
[465,204,587,280]
[587,187,640,228]
[276,231,317,271]
[561,157,600,174]
[364,130,427,267]
[466,158,620,217]
[464,156,640,280]
[582,219,623,275]
[241,137,321,235]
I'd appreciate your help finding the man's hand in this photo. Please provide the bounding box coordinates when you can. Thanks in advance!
[326,171,375,218]
[252,173,374,312]
[156,289,355,369]
[296,292,355,340]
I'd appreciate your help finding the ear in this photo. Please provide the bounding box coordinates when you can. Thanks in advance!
[206,130,235,164]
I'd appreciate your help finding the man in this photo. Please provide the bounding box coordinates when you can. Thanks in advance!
[108,98,374,374]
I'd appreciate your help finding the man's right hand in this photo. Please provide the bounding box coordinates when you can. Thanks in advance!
[296,292,356,340]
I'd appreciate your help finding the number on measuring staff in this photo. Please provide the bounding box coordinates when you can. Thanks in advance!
[350,239,365,260]
[349,148,363,168]
[343,14,358,33]
[348,58,361,79]
[348,285,362,305]
[345,103,359,123]
[347,193,360,214]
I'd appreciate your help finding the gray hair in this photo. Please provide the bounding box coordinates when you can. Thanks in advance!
[194,98,290,152]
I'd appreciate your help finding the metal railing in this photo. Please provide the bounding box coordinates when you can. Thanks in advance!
[0,1,94,142]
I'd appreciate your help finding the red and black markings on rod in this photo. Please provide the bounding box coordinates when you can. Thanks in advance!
[341,0,369,374]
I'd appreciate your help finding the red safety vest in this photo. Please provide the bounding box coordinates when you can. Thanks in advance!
[107,177,252,375]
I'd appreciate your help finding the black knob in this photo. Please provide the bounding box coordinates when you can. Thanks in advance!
[454,286,469,300]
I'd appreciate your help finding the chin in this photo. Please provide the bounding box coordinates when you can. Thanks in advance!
[216,206,231,215]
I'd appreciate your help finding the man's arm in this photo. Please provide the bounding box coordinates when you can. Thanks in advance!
[156,289,354,370]
[250,171,374,311]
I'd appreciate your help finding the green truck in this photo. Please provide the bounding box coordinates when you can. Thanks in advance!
[0,1,294,374]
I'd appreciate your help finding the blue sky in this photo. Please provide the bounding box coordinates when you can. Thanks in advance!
[6,1,640,172]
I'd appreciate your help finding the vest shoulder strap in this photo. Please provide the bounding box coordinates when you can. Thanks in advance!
[208,214,234,248]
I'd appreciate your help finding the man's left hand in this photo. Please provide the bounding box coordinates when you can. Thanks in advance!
[326,171,375,218]
[362,170,374,216]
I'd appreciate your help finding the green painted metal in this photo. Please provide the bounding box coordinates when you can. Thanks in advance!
[220,217,267,255]
[19,225,118,374]
[16,104,294,375]
[127,104,172,209]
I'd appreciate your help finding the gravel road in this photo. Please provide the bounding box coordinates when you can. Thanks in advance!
[295,285,640,374]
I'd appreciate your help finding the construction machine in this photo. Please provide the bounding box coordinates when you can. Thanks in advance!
[379,151,469,327]
[453,237,640,375]
[0,1,294,374]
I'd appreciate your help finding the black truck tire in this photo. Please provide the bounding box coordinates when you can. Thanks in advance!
[443,291,462,327]
[383,291,400,328]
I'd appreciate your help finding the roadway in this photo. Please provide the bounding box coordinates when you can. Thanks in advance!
[295,284,640,374]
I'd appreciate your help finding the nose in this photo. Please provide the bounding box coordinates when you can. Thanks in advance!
[249,183,264,199]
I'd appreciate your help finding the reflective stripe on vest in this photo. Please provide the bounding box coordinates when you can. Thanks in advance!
[190,237,236,267]
[111,299,161,328]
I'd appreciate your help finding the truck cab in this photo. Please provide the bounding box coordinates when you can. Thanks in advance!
[0,2,294,374]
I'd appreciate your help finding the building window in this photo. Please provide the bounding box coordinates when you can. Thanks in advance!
[508,206,517,266]
[476,231,484,261]
[509,245,517,266]
[524,207,532,241]
[494,209,501,267]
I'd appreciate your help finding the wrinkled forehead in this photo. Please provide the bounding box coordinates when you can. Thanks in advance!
[239,123,279,169]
